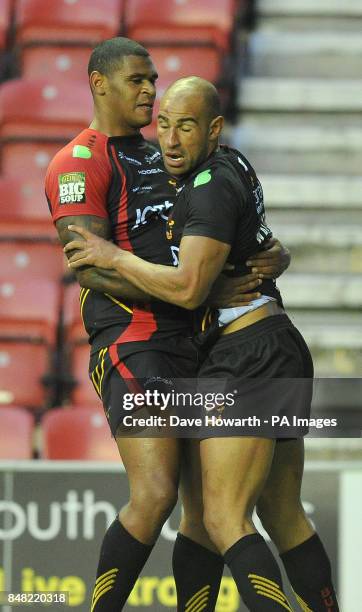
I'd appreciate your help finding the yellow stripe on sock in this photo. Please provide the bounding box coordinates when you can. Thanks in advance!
[94,567,118,586]
[254,588,293,612]
[186,593,210,612]
[294,591,314,612]
[91,583,114,612]
[248,573,281,590]
[185,585,210,607]
[250,578,288,600]
[92,577,116,602]
[188,598,208,612]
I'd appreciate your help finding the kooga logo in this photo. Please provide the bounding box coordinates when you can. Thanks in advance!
[0,490,116,541]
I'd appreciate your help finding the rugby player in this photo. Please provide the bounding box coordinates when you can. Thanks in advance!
[46,39,290,611]
[66,77,339,612]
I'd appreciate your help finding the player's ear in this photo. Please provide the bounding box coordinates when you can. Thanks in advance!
[89,70,107,97]
[209,115,224,141]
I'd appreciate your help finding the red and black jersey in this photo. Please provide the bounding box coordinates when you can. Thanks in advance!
[45,128,192,353]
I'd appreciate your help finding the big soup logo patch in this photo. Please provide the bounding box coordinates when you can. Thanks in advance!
[58,172,86,204]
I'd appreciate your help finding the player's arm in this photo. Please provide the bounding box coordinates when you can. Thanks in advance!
[65,226,230,310]
[56,215,151,300]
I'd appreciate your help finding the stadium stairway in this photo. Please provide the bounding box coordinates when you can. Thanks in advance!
[232,0,362,380]
[232,0,362,457]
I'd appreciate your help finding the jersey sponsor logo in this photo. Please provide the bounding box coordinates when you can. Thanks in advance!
[132,185,153,194]
[194,169,211,187]
[72,145,92,159]
[58,172,86,204]
[132,200,173,230]
[144,150,162,164]
[118,151,142,166]
[138,168,164,175]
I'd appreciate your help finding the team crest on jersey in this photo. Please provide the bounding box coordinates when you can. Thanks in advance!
[58,172,86,204]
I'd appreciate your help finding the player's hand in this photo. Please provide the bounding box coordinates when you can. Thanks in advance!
[208,273,262,308]
[64,225,120,270]
[246,238,291,278]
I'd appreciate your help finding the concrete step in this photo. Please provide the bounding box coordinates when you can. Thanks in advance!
[290,311,362,349]
[233,124,362,174]
[259,175,362,209]
[289,311,362,377]
[258,0,362,18]
[248,31,362,78]
[269,213,362,247]
[239,78,362,112]
[277,273,362,309]
[267,210,362,274]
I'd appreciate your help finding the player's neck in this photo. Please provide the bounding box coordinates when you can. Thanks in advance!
[90,111,141,138]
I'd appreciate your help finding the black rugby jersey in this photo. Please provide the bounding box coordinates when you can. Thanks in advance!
[46,128,192,352]
[166,145,283,305]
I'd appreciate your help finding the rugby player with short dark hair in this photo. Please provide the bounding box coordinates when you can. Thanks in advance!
[67,76,339,612]
[46,38,290,611]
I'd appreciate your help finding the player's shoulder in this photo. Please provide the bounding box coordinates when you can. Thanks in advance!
[46,129,110,178]
[189,149,240,195]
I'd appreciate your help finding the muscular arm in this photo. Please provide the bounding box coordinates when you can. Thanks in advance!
[56,215,151,301]
[66,227,231,310]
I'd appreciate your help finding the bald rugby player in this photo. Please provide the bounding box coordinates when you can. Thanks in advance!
[67,77,339,612]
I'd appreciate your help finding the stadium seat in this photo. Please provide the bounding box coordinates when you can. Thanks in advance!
[0,278,60,344]
[16,0,123,45]
[0,341,49,407]
[41,407,119,461]
[0,78,92,140]
[150,46,222,86]
[0,0,11,50]
[125,0,235,52]
[0,241,65,282]
[0,141,63,180]
[62,281,87,344]
[0,406,34,459]
[0,176,57,237]
[21,45,91,83]
[70,341,100,407]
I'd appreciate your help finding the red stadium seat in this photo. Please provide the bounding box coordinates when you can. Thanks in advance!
[0,241,65,282]
[41,407,119,460]
[125,0,235,52]
[0,78,92,140]
[150,46,222,85]
[16,0,123,45]
[21,45,92,84]
[0,278,60,344]
[70,342,100,407]
[0,141,63,180]
[0,406,34,458]
[0,0,11,50]
[0,341,49,407]
[140,46,223,141]
[0,176,57,237]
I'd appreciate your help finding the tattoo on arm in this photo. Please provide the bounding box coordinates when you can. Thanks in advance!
[56,215,151,300]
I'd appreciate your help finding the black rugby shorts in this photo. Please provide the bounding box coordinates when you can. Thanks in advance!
[89,337,198,437]
[197,314,314,439]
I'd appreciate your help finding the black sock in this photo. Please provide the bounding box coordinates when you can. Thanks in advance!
[172,533,224,611]
[91,517,154,611]
[280,533,339,611]
[224,533,293,611]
